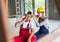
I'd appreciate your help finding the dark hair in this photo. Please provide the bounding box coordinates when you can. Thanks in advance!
[27,11,32,15]
[38,17,44,23]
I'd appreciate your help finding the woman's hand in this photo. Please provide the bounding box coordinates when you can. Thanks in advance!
[27,38,31,42]
[31,14,34,17]
[15,15,28,27]
[25,15,28,19]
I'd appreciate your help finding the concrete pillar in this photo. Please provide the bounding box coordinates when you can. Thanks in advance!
[21,0,25,16]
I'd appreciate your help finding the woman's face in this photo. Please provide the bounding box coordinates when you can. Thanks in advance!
[26,14,32,21]
[38,12,44,17]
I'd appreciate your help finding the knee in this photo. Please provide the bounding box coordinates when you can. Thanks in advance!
[31,35,37,42]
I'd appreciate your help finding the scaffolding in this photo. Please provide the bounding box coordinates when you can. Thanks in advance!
[15,0,21,21]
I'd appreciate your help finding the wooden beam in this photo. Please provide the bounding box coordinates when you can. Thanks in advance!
[55,0,60,16]
[0,0,13,42]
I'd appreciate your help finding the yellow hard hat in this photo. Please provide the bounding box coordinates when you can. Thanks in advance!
[37,7,45,13]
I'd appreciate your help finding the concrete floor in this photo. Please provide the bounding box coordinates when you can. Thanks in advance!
[37,28,60,42]
[8,18,60,42]
[52,36,60,42]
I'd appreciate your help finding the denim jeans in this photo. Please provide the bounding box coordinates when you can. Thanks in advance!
[35,25,49,40]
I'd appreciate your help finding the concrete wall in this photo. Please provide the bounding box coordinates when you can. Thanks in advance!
[8,0,60,20]
[49,0,60,20]
[8,0,16,15]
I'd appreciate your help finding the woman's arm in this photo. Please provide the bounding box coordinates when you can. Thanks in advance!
[15,17,27,27]
[28,20,35,42]
[32,14,38,24]
[32,15,40,27]
[28,28,34,42]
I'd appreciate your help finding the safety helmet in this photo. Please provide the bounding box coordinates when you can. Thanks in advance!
[37,7,45,13]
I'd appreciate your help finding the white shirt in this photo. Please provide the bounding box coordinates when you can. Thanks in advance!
[22,20,35,29]
[37,18,49,29]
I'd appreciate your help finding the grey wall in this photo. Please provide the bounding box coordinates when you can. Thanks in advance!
[49,0,60,20]
[8,0,60,20]
[8,0,16,15]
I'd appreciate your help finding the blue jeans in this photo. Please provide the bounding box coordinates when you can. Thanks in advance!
[35,25,49,40]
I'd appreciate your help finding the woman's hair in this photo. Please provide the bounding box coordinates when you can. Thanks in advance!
[38,13,45,23]
[38,17,44,23]
[27,11,32,15]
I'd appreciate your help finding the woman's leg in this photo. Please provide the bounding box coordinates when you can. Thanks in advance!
[35,31,40,37]
[36,25,49,40]
[31,35,37,42]
[35,31,49,40]
[37,33,48,40]
[13,36,24,42]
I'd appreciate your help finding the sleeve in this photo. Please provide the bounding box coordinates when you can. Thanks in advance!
[17,16,25,21]
[37,18,49,26]
[30,20,35,29]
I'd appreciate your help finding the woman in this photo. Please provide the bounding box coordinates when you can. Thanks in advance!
[32,7,49,40]
[14,11,36,42]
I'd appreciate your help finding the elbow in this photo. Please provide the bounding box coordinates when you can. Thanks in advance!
[15,22,19,27]
[31,28,35,34]
[15,22,18,27]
